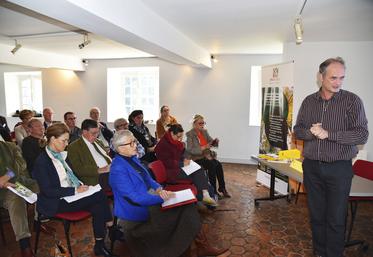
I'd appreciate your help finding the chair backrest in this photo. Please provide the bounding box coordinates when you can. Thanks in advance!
[148,160,167,184]
[353,159,373,181]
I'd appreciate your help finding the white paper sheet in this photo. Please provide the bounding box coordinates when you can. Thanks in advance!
[63,184,102,203]
[161,189,196,208]
[7,182,37,204]
[181,160,201,176]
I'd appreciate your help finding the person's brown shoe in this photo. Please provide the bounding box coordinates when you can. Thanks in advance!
[195,225,229,256]
[196,245,228,256]
[21,247,35,257]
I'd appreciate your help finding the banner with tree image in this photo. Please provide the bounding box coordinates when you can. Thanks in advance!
[256,61,294,195]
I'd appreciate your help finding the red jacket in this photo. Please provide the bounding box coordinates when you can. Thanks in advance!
[155,134,184,182]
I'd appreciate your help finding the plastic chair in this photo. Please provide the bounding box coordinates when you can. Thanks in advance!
[345,159,373,251]
[34,211,91,257]
[148,160,197,195]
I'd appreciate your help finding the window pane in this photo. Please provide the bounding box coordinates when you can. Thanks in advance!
[107,67,159,122]
[249,66,262,126]
[4,71,43,116]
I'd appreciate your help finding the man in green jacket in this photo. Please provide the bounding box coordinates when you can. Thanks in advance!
[0,141,37,257]
[67,119,112,190]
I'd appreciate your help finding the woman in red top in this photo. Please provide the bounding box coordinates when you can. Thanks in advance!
[155,124,217,206]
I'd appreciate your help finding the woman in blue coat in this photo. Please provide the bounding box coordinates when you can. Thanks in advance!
[109,130,228,257]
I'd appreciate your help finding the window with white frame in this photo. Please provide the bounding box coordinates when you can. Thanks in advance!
[249,66,262,126]
[4,71,43,116]
[107,67,159,122]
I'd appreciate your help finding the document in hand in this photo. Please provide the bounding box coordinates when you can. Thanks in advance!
[182,160,201,176]
[63,184,102,203]
[161,189,197,210]
[7,182,37,204]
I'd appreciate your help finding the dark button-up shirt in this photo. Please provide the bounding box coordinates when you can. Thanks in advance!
[294,89,368,162]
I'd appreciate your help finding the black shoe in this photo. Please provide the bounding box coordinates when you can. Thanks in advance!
[109,225,125,242]
[218,188,231,198]
[94,245,117,257]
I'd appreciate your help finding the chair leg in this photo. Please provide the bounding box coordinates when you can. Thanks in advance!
[62,220,73,257]
[110,216,118,252]
[34,218,41,254]
[0,210,6,245]
[295,182,302,204]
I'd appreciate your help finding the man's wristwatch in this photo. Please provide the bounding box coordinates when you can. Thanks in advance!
[6,169,15,179]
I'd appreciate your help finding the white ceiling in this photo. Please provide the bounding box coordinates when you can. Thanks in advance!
[0,0,372,69]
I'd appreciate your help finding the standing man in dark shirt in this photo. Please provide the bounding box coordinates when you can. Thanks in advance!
[294,57,369,257]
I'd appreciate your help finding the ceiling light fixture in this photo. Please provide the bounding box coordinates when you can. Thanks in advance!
[294,17,303,45]
[211,55,218,63]
[11,39,22,54]
[78,34,91,49]
[294,0,307,45]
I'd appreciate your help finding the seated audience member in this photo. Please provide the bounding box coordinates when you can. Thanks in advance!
[22,119,46,174]
[1,141,38,257]
[156,105,177,139]
[42,107,58,129]
[64,111,81,143]
[14,109,34,147]
[155,124,217,206]
[110,130,227,257]
[113,118,129,131]
[128,110,157,163]
[32,123,115,257]
[67,119,112,191]
[89,107,113,150]
[186,115,230,198]
[112,118,145,158]
[0,115,12,142]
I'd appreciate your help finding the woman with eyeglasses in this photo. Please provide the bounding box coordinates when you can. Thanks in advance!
[155,124,217,206]
[32,123,116,257]
[109,130,227,257]
[128,110,157,164]
[186,115,231,198]
[156,105,177,139]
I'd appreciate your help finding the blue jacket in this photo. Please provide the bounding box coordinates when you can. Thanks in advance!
[109,155,163,222]
[33,151,75,217]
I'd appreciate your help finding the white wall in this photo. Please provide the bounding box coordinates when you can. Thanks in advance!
[1,41,371,162]
[71,55,282,164]
[283,41,373,160]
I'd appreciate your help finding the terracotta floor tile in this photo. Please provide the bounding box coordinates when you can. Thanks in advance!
[1,163,372,257]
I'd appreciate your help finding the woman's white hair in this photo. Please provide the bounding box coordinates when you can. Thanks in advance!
[112,129,134,152]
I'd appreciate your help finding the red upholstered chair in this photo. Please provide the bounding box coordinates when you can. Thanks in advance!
[345,159,373,251]
[148,160,197,195]
[34,211,91,257]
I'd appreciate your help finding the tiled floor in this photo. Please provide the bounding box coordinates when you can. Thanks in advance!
[1,163,372,257]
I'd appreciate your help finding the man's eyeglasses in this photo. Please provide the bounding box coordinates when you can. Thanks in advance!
[119,140,137,147]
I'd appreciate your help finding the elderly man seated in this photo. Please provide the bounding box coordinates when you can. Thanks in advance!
[0,141,37,257]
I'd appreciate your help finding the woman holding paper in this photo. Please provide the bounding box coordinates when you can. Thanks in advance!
[186,114,231,198]
[155,123,217,206]
[32,123,116,257]
[109,130,227,257]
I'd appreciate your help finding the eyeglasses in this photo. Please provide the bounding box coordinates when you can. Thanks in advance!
[198,122,206,125]
[119,140,137,147]
[67,117,76,120]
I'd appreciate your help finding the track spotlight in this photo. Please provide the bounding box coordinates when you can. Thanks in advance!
[211,55,218,63]
[11,40,22,54]
[78,34,91,49]
[294,17,303,45]
[82,59,89,66]
[294,0,307,45]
